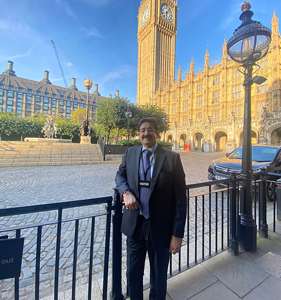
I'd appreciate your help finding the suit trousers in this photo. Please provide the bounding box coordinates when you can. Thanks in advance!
[127,215,170,300]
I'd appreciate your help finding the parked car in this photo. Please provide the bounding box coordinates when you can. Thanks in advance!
[208,145,281,181]
[208,145,281,201]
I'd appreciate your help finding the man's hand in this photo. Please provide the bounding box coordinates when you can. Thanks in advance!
[123,191,139,210]
[169,236,182,254]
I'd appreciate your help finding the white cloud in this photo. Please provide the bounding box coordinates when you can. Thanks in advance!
[81,26,103,39]
[55,0,78,20]
[101,65,135,85]
[78,0,111,7]
[0,48,33,63]
[66,61,74,68]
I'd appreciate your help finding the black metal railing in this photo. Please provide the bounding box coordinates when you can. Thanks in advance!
[254,172,281,236]
[0,196,122,300]
[164,178,239,280]
[5,175,273,299]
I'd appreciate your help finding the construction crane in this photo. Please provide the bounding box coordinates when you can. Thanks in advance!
[50,40,67,87]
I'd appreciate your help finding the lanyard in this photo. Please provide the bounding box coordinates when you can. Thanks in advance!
[141,155,152,179]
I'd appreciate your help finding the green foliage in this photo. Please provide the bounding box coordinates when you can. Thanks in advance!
[115,139,141,146]
[0,113,45,139]
[71,108,86,125]
[137,105,169,133]
[0,113,83,142]
[55,117,80,139]
[95,99,169,143]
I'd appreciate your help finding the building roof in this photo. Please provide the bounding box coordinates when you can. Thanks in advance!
[0,61,101,103]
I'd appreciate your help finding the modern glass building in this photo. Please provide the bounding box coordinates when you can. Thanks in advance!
[0,61,103,119]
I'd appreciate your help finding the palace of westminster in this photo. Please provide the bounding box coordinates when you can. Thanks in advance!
[137,0,281,151]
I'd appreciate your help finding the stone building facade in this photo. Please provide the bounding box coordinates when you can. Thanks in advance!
[0,61,103,120]
[137,0,281,151]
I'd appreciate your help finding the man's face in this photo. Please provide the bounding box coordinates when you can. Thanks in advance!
[139,122,157,148]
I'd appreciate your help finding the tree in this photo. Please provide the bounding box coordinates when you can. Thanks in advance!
[95,99,119,144]
[71,108,86,125]
[130,105,169,135]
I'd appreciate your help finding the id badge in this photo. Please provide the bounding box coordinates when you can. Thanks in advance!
[139,180,150,188]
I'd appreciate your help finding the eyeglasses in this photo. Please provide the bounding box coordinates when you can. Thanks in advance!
[139,128,155,133]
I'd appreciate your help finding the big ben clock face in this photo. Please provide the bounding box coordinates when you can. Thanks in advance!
[160,3,173,23]
[141,6,150,26]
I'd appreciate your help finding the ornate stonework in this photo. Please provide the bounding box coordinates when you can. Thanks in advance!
[137,2,281,151]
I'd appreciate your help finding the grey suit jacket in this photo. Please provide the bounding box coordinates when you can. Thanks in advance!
[115,145,187,247]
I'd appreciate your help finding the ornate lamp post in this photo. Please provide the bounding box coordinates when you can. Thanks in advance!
[227,1,271,251]
[80,79,93,144]
[125,107,133,141]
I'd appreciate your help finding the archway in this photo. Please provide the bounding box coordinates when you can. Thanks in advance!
[271,127,281,145]
[239,131,257,146]
[215,132,228,152]
[179,134,187,148]
[193,132,204,151]
[167,135,173,143]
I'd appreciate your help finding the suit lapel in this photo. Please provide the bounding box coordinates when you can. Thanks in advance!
[150,146,166,192]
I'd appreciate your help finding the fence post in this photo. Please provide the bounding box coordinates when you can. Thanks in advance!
[259,174,268,238]
[111,190,125,300]
[230,175,239,255]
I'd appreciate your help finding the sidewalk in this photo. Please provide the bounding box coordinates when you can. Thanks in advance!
[144,233,281,300]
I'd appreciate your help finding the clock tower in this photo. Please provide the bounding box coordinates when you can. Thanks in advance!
[137,0,177,105]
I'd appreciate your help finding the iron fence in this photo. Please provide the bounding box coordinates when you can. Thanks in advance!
[5,175,278,299]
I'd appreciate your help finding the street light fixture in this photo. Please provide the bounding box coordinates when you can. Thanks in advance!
[80,79,93,144]
[125,107,133,141]
[227,1,271,251]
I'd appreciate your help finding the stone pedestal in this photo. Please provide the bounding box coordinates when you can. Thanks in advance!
[80,135,91,144]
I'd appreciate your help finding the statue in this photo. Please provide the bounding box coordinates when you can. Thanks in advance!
[42,116,57,139]
[80,119,90,136]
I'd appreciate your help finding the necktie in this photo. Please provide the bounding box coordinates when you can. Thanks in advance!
[143,150,152,178]
[140,150,152,219]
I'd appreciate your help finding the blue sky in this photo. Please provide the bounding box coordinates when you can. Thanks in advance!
[0,0,280,102]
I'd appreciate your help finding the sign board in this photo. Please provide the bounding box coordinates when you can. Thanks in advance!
[0,237,24,280]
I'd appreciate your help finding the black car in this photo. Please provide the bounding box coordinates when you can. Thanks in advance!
[208,145,281,181]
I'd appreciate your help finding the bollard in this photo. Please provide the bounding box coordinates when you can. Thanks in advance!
[276,179,281,221]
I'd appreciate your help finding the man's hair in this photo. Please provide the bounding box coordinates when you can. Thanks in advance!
[138,117,158,132]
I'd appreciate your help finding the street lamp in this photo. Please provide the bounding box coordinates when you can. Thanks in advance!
[125,107,132,141]
[80,79,93,144]
[227,1,271,251]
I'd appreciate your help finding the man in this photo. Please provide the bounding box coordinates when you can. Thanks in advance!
[115,117,187,300]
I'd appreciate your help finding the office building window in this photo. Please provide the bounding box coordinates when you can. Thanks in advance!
[25,94,32,116]
[35,95,42,113]
[7,90,14,113]
[43,96,49,113]
[59,99,64,114]
[16,93,23,115]
[0,88,3,112]
[51,98,57,114]
[73,98,78,110]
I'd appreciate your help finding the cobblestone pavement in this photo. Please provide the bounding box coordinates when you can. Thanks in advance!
[0,151,224,299]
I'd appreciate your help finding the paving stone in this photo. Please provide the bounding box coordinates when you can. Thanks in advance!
[167,264,217,300]
[244,276,281,300]
[256,252,281,278]
[202,251,269,297]
[189,282,240,300]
